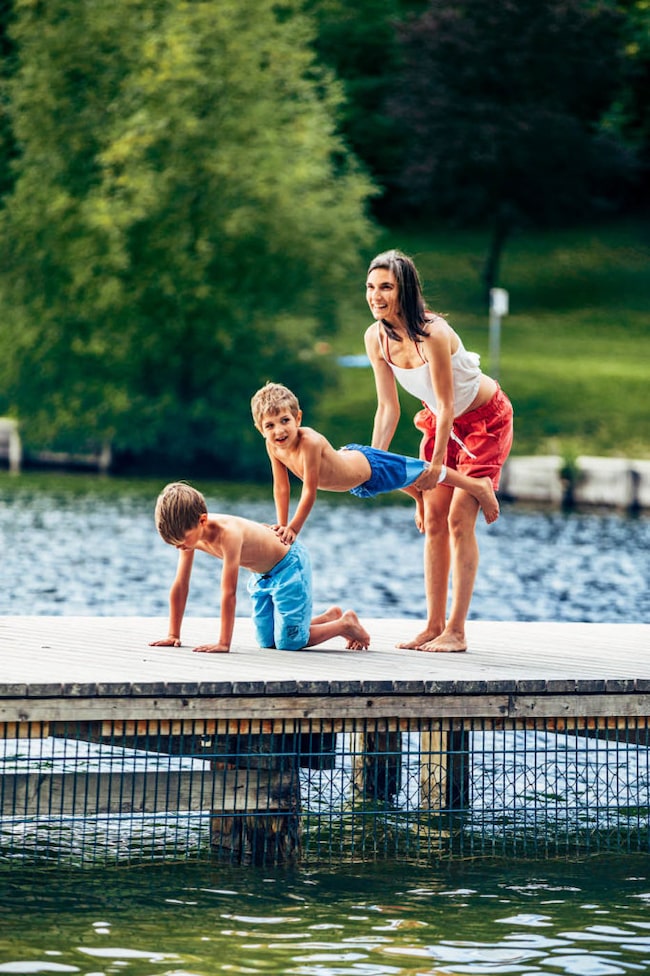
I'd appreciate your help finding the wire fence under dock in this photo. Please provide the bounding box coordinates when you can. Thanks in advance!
[1,715,649,866]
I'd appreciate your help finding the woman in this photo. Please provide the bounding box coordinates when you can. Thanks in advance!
[364,250,513,652]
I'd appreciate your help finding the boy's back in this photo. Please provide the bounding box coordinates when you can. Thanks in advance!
[268,425,371,492]
[193,513,292,576]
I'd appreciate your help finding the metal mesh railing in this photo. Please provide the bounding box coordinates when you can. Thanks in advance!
[1,715,648,865]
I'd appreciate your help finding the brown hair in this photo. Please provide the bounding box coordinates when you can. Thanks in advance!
[154,482,207,546]
[367,249,429,342]
[251,382,301,430]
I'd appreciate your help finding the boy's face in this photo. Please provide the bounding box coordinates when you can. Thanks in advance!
[175,513,207,550]
[258,408,302,448]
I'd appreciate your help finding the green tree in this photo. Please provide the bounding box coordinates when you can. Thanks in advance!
[305,0,428,219]
[0,0,374,475]
[604,0,650,204]
[386,0,635,299]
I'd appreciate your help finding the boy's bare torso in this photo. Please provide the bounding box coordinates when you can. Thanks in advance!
[271,427,372,491]
[197,514,292,574]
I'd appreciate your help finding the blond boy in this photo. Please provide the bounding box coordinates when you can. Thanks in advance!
[251,382,499,545]
[149,482,370,653]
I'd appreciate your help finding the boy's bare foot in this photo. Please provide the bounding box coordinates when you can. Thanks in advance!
[414,496,425,533]
[341,610,370,650]
[417,629,467,653]
[315,606,343,624]
[477,477,499,524]
[396,628,442,650]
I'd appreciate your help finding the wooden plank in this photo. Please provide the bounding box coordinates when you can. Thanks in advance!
[0,768,295,817]
[0,618,649,693]
[3,693,650,724]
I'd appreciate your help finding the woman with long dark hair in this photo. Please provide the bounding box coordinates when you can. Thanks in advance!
[364,249,513,652]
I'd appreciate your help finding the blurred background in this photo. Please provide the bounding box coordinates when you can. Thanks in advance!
[0,0,647,479]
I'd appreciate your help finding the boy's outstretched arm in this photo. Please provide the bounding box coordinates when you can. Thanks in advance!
[274,438,321,544]
[193,524,243,653]
[149,549,194,647]
[269,450,291,528]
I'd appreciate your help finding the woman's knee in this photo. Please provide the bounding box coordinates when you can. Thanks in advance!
[423,508,450,539]
[448,501,479,542]
[422,490,451,534]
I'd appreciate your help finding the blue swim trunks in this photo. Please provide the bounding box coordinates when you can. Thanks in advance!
[247,540,312,651]
[342,444,430,498]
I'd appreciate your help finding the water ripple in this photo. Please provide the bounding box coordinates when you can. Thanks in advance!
[0,476,649,622]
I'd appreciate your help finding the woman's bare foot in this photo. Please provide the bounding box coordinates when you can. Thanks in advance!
[396,628,442,650]
[341,610,370,650]
[417,629,467,653]
[313,605,343,624]
[477,477,499,524]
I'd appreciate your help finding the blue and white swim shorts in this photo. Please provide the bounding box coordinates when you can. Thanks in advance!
[247,540,313,651]
[342,444,431,498]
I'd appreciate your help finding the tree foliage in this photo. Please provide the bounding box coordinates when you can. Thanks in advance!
[0,0,374,474]
[385,0,637,293]
[604,0,650,202]
[304,0,427,216]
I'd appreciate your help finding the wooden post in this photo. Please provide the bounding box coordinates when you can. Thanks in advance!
[420,723,470,813]
[352,726,402,804]
[47,720,303,865]
[208,732,302,865]
[0,418,22,474]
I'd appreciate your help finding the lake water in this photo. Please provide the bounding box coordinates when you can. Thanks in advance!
[1,472,650,975]
[2,857,650,976]
[1,472,649,622]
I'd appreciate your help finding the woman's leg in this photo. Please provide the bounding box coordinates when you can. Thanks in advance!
[417,489,480,652]
[397,485,452,649]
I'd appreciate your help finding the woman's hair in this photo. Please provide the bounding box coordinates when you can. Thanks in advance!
[251,382,300,430]
[155,482,207,546]
[367,249,430,342]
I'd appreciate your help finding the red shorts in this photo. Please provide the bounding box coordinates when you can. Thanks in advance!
[413,386,514,489]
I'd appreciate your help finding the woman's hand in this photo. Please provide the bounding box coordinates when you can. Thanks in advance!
[414,463,444,492]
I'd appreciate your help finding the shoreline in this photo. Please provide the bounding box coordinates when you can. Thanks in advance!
[500,454,650,511]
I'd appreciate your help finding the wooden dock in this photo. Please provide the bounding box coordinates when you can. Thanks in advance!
[2,616,649,864]
[1,615,649,718]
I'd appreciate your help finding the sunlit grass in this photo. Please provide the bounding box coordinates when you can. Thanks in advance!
[312,218,650,460]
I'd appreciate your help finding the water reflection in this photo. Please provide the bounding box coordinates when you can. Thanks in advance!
[1,857,650,975]
[1,473,648,621]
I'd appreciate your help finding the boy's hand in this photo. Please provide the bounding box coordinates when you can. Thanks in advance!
[149,636,181,647]
[193,642,230,653]
[273,523,296,545]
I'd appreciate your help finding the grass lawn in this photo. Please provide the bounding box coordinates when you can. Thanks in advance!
[311,218,650,461]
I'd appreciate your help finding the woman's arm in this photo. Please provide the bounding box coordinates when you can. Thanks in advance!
[364,324,401,450]
[415,322,455,488]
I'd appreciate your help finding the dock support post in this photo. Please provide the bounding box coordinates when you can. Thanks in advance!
[420,724,470,813]
[352,727,402,804]
[209,732,302,865]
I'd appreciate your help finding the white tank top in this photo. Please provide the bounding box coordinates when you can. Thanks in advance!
[377,322,481,417]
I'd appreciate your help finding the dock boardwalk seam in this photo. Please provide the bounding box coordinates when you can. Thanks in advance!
[2,691,650,725]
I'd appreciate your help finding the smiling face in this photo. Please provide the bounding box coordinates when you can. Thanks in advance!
[365,267,402,325]
[259,408,302,451]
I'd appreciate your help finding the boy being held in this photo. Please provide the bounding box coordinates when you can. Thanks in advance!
[149,482,370,653]
[251,382,499,545]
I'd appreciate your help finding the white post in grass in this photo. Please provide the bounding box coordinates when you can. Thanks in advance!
[489,287,509,381]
